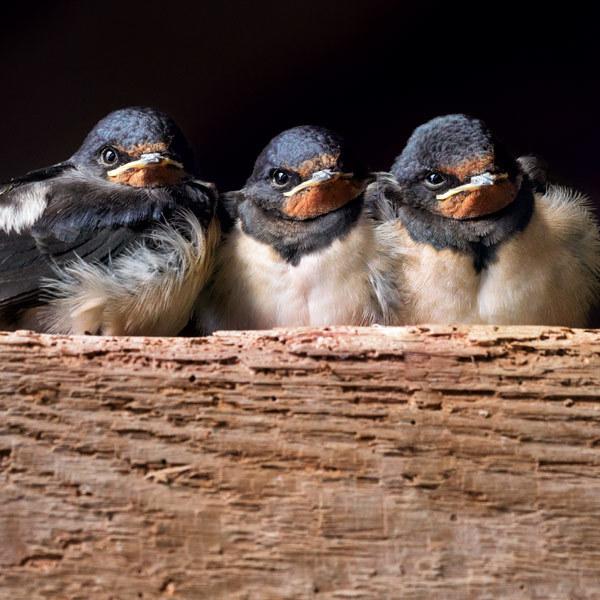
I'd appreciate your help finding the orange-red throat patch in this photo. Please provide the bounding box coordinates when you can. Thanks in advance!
[436,178,518,219]
[109,164,185,188]
[283,177,364,219]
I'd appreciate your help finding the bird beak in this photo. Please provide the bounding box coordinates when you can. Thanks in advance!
[107,153,184,177]
[435,171,519,220]
[283,169,355,197]
[282,169,369,220]
[435,172,509,201]
[107,153,186,187]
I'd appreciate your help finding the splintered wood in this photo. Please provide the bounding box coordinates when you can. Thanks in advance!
[1,326,600,599]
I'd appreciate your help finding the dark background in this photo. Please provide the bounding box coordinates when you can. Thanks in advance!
[1,1,598,206]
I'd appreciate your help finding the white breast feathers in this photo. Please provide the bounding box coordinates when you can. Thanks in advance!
[196,215,405,332]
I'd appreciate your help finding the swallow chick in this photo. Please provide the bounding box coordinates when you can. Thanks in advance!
[376,114,600,326]
[0,106,219,335]
[195,125,403,331]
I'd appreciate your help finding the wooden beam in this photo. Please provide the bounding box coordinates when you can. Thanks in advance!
[1,326,599,599]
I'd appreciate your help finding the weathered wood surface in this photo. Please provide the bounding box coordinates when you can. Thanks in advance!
[1,325,600,599]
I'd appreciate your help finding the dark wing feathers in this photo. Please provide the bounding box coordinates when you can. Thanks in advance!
[0,231,53,308]
[0,171,214,315]
[0,227,138,310]
[0,163,74,203]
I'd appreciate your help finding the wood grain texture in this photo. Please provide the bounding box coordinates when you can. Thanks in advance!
[1,325,600,599]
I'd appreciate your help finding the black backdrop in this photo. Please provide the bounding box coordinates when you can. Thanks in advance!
[1,1,598,206]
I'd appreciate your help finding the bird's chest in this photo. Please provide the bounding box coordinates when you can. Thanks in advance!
[398,204,564,325]
[219,225,373,329]
[400,231,529,325]
[477,206,570,325]
[260,254,351,326]
[397,225,480,323]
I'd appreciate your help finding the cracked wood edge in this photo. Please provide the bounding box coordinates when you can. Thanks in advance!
[1,325,600,599]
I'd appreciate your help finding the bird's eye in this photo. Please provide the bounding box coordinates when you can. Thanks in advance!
[270,169,292,188]
[100,146,119,166]
[423,171,446,190]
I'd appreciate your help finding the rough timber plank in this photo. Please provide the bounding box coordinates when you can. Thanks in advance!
[0,325,599,599]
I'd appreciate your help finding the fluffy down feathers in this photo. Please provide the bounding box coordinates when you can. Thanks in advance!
[41,211,219,335]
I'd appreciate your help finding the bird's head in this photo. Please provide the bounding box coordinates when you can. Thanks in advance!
[390,114,521,220]
[71,106,196,188]
[241,125,369,221]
